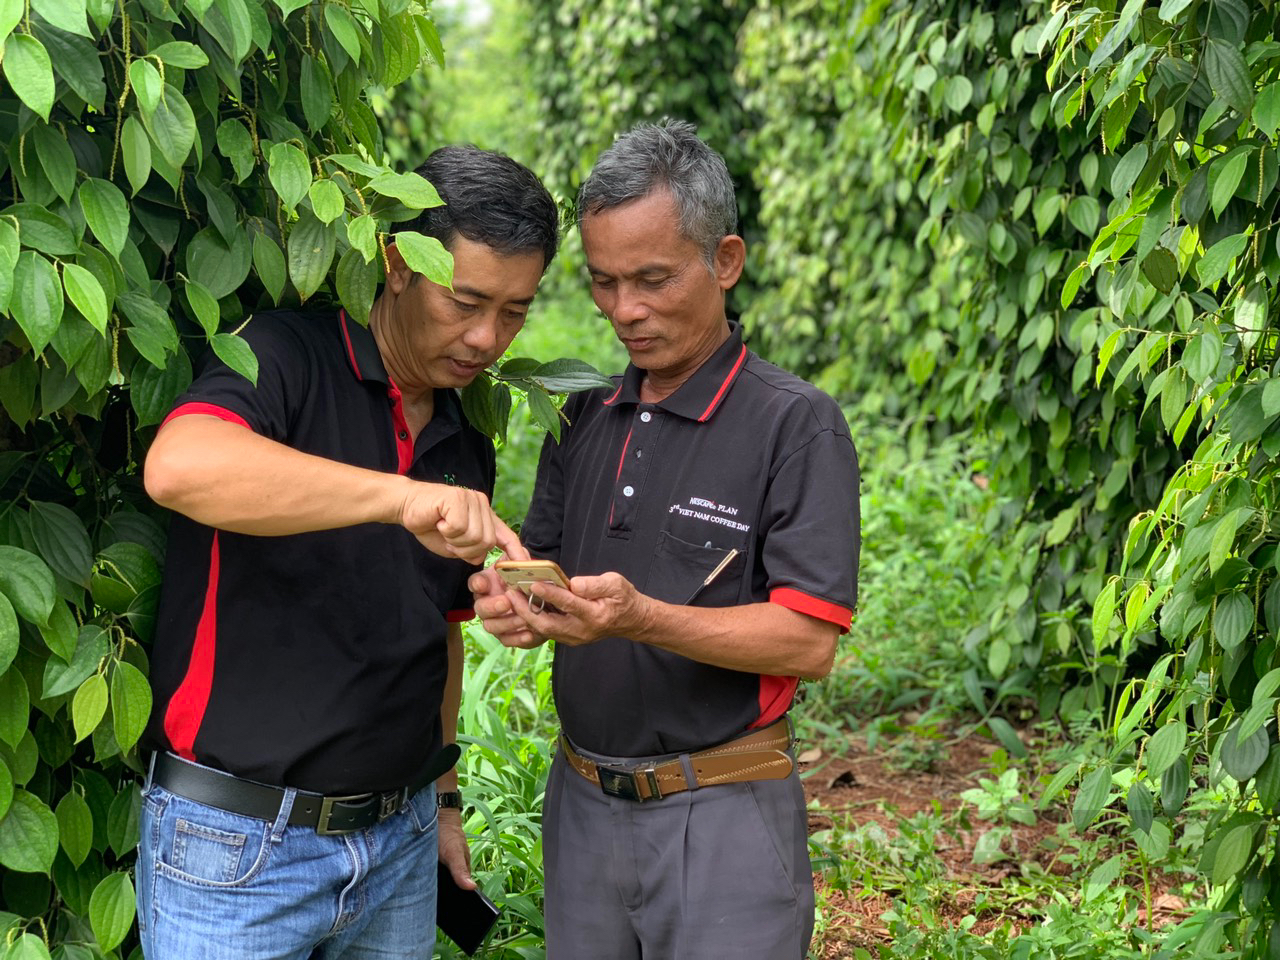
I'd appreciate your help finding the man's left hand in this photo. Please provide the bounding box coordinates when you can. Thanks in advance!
[510,572,652,646]
[437,808,475,891]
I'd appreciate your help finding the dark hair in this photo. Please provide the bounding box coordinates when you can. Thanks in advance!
[577,120,736,267]
[403,145,559,271]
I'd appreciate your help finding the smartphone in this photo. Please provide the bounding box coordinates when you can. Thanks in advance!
[493,559,571,595]
[437,862,500,955]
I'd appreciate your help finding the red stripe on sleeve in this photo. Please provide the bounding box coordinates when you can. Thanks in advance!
[161,402,252,431]
[163,532,223,761]
[446,609,475,623]
[769,587,853,631]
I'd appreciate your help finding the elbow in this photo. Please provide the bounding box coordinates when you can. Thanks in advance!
[143,433,193,510]
[801,632,840,680]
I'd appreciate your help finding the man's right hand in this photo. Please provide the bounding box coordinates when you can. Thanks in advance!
[398,484,525,565]
[469,563,548,649]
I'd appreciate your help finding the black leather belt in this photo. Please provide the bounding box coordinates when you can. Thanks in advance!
[151,745,461,835]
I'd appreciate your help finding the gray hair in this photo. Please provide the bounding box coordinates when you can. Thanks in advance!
[577,120,738,268]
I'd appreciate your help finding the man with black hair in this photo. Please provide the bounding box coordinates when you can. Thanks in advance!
[137,146,556,959]
[472,121,859,959]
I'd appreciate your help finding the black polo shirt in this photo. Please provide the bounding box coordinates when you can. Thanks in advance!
[521,323,859,757]
[142,309,494,794]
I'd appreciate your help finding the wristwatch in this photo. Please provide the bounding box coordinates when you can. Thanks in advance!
[436,790,463,810]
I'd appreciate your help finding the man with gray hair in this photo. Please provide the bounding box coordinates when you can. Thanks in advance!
[471,120,859,958]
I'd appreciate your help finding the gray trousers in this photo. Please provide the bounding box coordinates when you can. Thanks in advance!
[543,741,815,960]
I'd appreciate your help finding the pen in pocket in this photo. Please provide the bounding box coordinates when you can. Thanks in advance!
[683,548,740,604]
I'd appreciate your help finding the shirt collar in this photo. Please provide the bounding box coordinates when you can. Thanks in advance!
[338,309,391,385]
[602,321,750,422]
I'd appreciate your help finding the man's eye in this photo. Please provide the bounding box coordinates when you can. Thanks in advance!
[454,300,479,313]
[591,277,614,289]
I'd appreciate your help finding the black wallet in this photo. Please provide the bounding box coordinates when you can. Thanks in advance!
[437,862,501,955]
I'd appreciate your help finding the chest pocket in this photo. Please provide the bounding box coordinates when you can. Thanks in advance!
[645,531,747,607]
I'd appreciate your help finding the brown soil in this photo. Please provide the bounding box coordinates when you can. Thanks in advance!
[800,733,1190,958]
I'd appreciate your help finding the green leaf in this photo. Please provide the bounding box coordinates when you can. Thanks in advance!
[347,214,378,263]
[149,40,209,68]
[1146,721,1186,779]
[335,246,379,326]
[210,333,259,387]
[1213,590,1253,650]
[300,56,334,131]
[252,233,286,305]
[142,82,197,169]
[120,116,152,196]
[0,758,11,821]
[1210,148,1251,219]
[4,933,51,960]
[1204,38,1254,116]
[71,674,107,743]
[1142,248,1178,295]
[325,4,363,62]
[1072,766,1112,832]
[55,791,92,868]
[0,670,28,748]
[267,142,312,213]
[0,790,58,874]
[944,75,973,112]
[3,34,54,121]
[1127,781,1154,834]
[37,600,76,664]
[395,231,453,288]
[0,595,16,675]
[1067,195,1100,236]
[0,546,55,626]
[185,227,252,300]
[183,278,221,338]
[28,501,92,587]
[1212,823,1257,885]
[1160,757,1189,815]
[88,872,134,952]
[1236,284,1268,345]
[106,784,140,857]
[287,212,336,302]
[1222,719,1270,782]
[5,202,76,256]
[1182,324,1223,381]
[31,0,90,37]
[0,0,21,41]
[61,263,108,336]
[527,385,562,441]
[1255,83,1280,140]
[1092,579,1117,647]
[1197,232,1249,287]
[109,661,150,752]
[216,119,256,183]
[309,179,345,224]
[31,123,76,204]
[12,251,63,355]
[128,59,161,116]
[130,347,192,427]
[1110,143,1148,197]
[43,625,108,698]
[1256,745,1280,809]
[367,172,444,209]
[1062,262,1089,309]
[530,358,615,393]
[1158,0,1194,19]
[79,179,130,260]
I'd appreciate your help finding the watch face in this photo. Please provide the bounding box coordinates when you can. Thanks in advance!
[437,791,462,809]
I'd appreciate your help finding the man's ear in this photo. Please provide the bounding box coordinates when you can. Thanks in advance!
[714,235,746,290]
[384,242,414,295]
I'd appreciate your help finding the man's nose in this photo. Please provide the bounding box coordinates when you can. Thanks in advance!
[462,313,500,352]
[612,287,648,324]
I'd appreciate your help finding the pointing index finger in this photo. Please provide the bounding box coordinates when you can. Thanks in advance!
[495,519,530,561]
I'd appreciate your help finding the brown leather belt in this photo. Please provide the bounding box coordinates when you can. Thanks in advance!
[559,718,794,802]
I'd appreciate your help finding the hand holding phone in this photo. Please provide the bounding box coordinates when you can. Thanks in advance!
[437,862,500,955]
[493,560,572,613]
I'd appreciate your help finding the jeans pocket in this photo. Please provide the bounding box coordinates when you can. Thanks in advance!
[405,787,439,836]
[154,793,272,888]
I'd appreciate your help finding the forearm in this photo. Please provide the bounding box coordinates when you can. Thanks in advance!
[628,600,838,679]
[437,624,465,793]
[145,415,413,534]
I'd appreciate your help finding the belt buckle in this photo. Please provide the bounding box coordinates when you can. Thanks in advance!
[378,790,405,821]
[316,793,374,835]
[598,765,661,802]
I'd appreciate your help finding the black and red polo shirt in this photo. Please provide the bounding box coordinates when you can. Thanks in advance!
[142,309,494,795]
[521,322,859,757]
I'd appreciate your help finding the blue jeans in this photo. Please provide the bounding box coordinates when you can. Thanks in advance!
[136,762,439,960]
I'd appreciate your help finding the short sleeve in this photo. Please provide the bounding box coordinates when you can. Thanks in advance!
[520,429,567,564]
[760,429,860,631]
[162,315,312,442]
